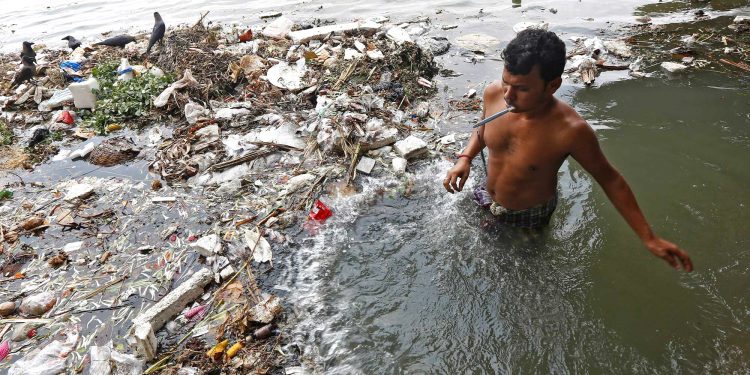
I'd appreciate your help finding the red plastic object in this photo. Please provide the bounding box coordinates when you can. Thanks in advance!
[239,29,253,43]
[309,199,333,222]
[58,110,74,125]
[27,329,36,338]
[0,340,9,362]
[184,304,207,320]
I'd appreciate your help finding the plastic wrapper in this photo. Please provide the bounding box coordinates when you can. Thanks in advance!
[8,326,79,375]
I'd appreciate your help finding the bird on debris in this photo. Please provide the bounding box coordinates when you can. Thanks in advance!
[20,41,36,63]
[61,35,82,50]
[93,34,136,48]
[10,55,36,90]
[146,12,166,55]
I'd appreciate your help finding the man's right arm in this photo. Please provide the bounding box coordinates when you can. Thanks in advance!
[443,124,486,193]
[443,85,496,193]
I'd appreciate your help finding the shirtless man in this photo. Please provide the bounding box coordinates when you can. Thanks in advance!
[443,29,693,272]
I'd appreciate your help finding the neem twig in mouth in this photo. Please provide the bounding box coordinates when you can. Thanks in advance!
[472,106,515,128]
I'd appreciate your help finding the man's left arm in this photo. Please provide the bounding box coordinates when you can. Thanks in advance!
[569,122,693,272]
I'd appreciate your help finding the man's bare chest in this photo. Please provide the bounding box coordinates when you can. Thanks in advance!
[484,122,568,173]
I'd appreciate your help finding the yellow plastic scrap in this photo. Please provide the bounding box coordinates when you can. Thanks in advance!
[225,342,245,360]
[106,123,122,132]
[206,339,230,360]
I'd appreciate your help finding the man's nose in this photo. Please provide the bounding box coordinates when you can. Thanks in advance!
[504,87,515,102]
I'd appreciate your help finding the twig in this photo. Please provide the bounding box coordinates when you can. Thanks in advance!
[257,207,284,227]
[2,171,25,186]
[334,60,359,90]
[234,215,258,228]
[720,58,750,73]
[210,148,275,172]
[249,141,302,152]
[76,275,129,301]
[346,143,362,185]
[194,11,210,28]
[50,303,129,317]
[298,172,327,210]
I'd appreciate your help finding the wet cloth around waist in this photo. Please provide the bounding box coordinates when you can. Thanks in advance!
[473,178,558,228]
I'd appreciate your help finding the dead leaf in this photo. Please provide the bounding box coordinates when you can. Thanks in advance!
[47,251,69,268]
[20,216,45,231]
[52,207,75,226]
[218,281,246,303]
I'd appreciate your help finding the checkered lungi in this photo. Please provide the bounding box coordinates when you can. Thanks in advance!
[473,179,558,228]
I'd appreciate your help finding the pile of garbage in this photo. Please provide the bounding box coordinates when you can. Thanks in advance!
[0,13,461,374]
[562,13,750,85]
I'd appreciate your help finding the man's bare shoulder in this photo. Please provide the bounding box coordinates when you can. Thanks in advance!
[551,100,597,152]
[554,100,590,133]
[483,80,504,100]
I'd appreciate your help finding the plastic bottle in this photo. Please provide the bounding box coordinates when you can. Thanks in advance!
[117,58,134,81]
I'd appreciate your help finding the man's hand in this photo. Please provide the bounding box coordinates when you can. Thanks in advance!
[444,159,471,193]
[644,237,694,272]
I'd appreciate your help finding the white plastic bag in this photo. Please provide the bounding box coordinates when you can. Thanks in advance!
[9,326,79,375]
[154,70,198,108]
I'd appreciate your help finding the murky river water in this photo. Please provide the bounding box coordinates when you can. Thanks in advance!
[280,68,750,373]
[1,0,749,373]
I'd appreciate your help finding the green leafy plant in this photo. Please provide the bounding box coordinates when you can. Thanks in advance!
[0,121,12,146]
[82,61,173,134]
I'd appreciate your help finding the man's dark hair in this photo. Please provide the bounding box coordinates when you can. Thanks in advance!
[501,29,566,83]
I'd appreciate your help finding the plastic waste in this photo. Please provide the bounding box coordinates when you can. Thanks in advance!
[8,326,79,375]
[19,291,56,317]
[68,77,99,109]
[154,70,198,108]
[309,199,333,222]
[184,102,207,124]
[38,88,74,112]
[0,340,9,362]
[117,58,134,81]
[148,66,165,77]
[184,304,207,320]
[111,349,144,375]
[262,16,294,39]
[252,324,275,339]
[89,345,112,375]
[267,59,307,91]
[243,228,272,263]
[57,110,74,125]
[239,29,253,42]
[69,142,95,159]
[59,61,83,82]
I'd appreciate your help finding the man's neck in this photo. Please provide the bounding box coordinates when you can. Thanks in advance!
[518,96,556,121]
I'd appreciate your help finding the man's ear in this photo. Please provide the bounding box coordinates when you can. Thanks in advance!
[546,77,562,94]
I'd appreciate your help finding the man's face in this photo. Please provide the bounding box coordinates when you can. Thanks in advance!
[501,65,559,112]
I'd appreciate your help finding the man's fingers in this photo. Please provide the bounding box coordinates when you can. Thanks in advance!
[458,171,469,191]
[673,248,694,272]
[443,177,454,193]
[450,175,460,192]
[443,177,452,193]
[663,253,679,270]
